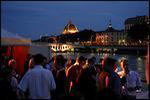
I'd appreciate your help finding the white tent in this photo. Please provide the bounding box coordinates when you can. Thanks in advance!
[1,29,31,46]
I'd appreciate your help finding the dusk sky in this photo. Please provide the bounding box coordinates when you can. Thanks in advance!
[1,1,148,40]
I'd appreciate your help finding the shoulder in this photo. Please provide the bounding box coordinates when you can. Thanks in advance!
[44,69,54,77]
[24,69,32,76]
[68,65,76,71]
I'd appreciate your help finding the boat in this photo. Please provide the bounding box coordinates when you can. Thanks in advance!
[49,43,74,52]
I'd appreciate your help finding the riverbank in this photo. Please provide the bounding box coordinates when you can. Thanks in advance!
[68,48,147,56]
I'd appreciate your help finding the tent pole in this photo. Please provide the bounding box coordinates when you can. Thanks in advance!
[10,46,14,59]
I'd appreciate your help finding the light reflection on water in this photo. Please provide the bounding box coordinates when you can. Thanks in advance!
[51,52,147,79]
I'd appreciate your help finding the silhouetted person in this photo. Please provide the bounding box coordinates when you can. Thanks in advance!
[0,67,18,99]
[8,59,20,81]
[124,62,142,93]
[102,57,121,99]
[78,58,97,100]
[18,54,56,99]
[67,56,86,97]
[65,58,75,78]
[51,55,67,100]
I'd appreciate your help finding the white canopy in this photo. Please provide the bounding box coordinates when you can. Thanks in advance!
[1,29,31,46]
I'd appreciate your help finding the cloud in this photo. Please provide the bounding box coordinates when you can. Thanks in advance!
[1,28,26,39]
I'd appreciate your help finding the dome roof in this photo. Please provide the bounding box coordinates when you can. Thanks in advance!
[63,20,78,34]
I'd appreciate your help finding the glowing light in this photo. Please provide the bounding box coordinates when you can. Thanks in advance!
[122,39,125,43]
[50,43,73,52]
[137,57,142,61]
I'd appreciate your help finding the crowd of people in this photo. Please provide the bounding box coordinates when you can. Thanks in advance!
[0,53,142,100]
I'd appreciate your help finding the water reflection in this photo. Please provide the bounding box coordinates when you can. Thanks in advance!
[51,52,146,79]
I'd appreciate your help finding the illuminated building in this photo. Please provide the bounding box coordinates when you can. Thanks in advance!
[63,20,78,34]
[96,20,126,45]
[125,16,149,32]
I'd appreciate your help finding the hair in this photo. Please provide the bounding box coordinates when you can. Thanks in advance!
[104,58,117,67]
[56,55,66,67]
[8,59,16,67]
[43,56,47,60]
[104,57,117,72]
[88,58,94,64]
[125,66,130,74]
[78,56,86,63]
[33,54,45,65]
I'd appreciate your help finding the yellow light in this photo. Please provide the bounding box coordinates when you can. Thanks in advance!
[69,30,78,33]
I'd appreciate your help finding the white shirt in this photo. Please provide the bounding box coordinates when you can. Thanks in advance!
[126,71,141,88]
[18,65,56,99]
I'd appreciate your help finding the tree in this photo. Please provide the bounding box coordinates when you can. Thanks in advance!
[77,29,96,42]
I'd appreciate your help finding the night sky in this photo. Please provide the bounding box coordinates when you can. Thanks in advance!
[1,1,148,40]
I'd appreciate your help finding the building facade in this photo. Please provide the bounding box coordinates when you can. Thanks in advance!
[125,16,149,32]
[96,21,126,45]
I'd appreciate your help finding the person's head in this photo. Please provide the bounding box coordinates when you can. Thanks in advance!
[78,56,87,67]
[55,55,66,69]
[88,58,94,65]
[56,55,66,64]
[8,59,16,70]
[42,56,48,66]
[103,57,117,73]
[33,54,45,65]
[29,57,34,69]
[91,56,96,64]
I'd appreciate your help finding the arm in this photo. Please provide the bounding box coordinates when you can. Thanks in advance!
[17,72,29,98]
[17,88,26,99]
[49,71,56,91]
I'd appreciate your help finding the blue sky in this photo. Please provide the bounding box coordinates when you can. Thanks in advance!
[1,1,148,40]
